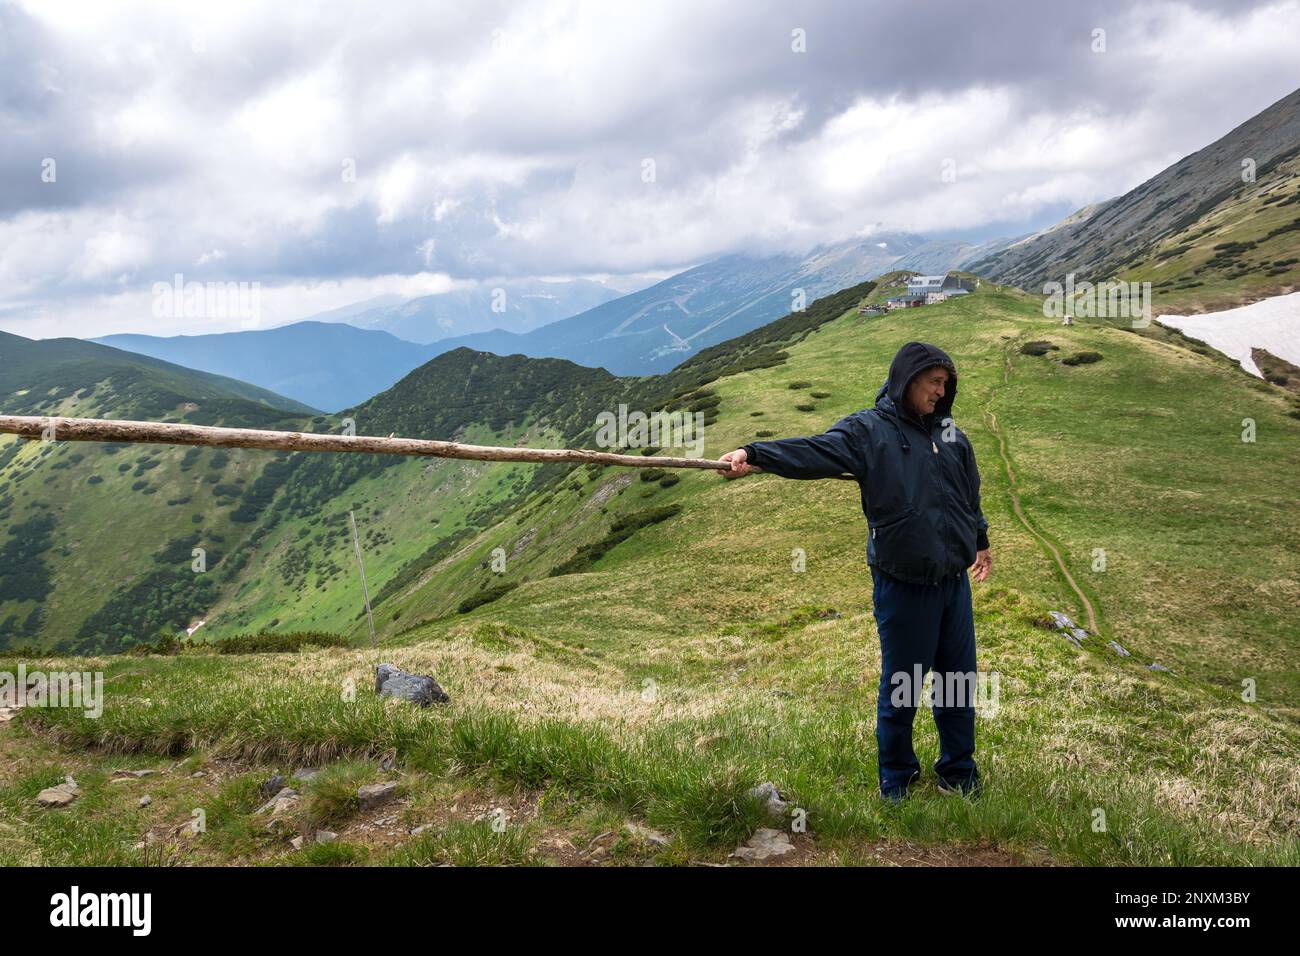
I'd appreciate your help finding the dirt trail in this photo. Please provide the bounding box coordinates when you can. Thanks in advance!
[980,347,1100,634]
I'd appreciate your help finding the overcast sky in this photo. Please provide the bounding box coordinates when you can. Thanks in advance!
[2,0,1298,339]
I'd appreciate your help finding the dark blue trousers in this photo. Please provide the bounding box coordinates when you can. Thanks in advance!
[871,566,979,794]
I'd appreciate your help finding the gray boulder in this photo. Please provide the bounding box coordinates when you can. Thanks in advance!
[375,663,449,706]
[357,782,398,811]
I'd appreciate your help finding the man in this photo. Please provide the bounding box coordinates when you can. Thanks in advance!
[717,341,991,802]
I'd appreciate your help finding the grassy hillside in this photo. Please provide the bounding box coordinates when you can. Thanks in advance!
[4,279,1296,866]
[0,333,320,652]
[0,331,319,419]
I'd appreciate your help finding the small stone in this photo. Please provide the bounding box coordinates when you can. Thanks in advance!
[1149,662,1171,672]
[357,782,398,811]
[623,822,670,846]
[139,795,152,807]
[36,784,78,808]
[1048,611,1075,631]
[111,769,157,780]
[315,830,337,844]
[1107,640,1132,658]
[746,782,789,823]
[731,827,795,861]
[259,775,287,799]
[411,824,432,836]
[292,768,319,783]
[255,787,300,816]
[290,836,304,850]
[190,770,206,778]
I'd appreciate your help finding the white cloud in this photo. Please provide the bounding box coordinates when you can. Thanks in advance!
[3,0,1298,338]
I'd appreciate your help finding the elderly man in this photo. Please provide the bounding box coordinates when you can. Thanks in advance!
[717,341,991,802]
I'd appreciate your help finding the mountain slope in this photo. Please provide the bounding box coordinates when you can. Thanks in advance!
[970,85,1300,307]
[94,322,441,413]
[0,332,319,651]
[418,233,1001,376]
[0,331,318,418]
[337,278,626,344]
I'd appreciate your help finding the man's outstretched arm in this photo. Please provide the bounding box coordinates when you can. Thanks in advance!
[717,418,864,480]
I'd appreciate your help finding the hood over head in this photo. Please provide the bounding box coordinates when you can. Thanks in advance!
[873,341,959,451]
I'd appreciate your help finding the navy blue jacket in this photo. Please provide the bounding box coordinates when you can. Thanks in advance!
[743,341,990,586]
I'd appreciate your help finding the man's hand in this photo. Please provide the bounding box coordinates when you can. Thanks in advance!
[716,448,763,479]
[970,548,992,583]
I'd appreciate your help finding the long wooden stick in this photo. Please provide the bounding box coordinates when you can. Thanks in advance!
[0,413,859,477]
[0,413,730,470]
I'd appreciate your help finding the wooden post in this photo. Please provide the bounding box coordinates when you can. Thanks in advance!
[348,510,377,651]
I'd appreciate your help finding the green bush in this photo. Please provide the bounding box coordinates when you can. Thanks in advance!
[1062,351,1103,366]
[215,631,349,654]
[128,633,183,657]
[639,468,666,482]
[459,582,520,613]
[1020,340,1060,356]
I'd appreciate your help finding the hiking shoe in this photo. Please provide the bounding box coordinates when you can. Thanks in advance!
[937,774,984,799]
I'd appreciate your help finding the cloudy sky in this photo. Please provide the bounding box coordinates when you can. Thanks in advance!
[2,0,1298,339]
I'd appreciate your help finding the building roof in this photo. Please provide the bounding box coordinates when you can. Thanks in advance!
[907,275,947,291]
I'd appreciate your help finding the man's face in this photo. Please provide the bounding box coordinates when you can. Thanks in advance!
[906,366,950,417]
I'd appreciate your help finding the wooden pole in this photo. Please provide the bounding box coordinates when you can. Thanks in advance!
[0,414,855,479]
[348,510,377,651]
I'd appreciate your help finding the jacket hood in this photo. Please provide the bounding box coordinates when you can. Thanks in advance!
[873,341,958,451]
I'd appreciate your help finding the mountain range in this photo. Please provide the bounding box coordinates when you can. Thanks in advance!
[92,231,1006,411]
